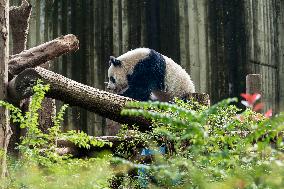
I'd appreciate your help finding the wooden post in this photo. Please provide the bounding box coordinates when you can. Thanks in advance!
[246,74,264,112]
[246,74,262,94]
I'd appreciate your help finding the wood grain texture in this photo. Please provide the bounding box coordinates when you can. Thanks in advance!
[243,0,281,112]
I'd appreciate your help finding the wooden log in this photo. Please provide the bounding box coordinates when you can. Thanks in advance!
[8,67,151,131]
[57,136,133,148]
[8,67,210,131]
[8,34,79,77]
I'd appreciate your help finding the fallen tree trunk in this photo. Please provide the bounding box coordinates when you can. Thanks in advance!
[8,34,79,77]
[8,67,152,130]
[8,67,210,130]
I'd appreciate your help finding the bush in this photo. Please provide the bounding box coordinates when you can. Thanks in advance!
[0,80,114,189]
[0,81,283,188]
[119,97,284,188]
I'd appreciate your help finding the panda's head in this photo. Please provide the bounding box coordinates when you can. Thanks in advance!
[106,56,129,94]
[107,48,151,94]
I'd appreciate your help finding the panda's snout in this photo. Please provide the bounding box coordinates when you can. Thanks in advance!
[106,84,111,90]
[104,82,111,90]
[105,82,115,91]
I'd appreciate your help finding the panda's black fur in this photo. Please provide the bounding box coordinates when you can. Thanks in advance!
[107,48,195,101]
[122,49,166,101]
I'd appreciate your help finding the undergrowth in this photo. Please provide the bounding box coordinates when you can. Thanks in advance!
[0,80,113,189]
[0,80,283,189]
[116,98,284,188]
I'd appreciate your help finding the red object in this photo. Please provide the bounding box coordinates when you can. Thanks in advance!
[253,103,264,112]
[240,93,261,106]
[264,109,273,118]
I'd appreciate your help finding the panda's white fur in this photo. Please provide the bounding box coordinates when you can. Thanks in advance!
[160,55,195,101]
[107,48,195,101]
[107,48,150,93]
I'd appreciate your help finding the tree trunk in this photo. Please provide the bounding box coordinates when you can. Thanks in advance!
[9,0,32,54]
[9,0,32,155]
[8,34,79,77]
[0,0,11,178]
[26,0,36,49]
[35,0,41,45]
[58,0,73,132]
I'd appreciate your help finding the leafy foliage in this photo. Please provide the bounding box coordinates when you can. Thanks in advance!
[0,80,113,188]
[119,98,284,188]
[0,80,283,188]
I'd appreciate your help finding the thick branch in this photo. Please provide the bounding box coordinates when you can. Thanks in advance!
[8,67,151,130]
[8,34,79,77]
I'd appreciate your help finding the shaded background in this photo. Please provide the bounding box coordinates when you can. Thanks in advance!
[9,0,284,136]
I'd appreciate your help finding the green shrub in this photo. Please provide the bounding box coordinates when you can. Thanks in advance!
[1,80,283,188]
[119,98,284,188]
[0,80,114,189]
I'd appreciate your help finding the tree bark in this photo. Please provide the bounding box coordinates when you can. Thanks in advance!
[8,34,79,77]
[0,0,11,178]
[8,67,151,131]
[9,0,32,54]
[9,0,31,155]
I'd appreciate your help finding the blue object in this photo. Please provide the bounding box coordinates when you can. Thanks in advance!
[138,146,166,188]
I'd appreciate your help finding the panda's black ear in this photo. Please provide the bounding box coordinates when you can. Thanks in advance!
[109,56,121,66]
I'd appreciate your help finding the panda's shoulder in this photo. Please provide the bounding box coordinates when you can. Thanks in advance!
[118,48,151,60]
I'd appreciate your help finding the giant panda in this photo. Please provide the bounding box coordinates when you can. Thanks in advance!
[106,48,195,102]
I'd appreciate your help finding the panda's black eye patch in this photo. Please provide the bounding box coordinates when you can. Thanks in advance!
[110,76,116,83]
